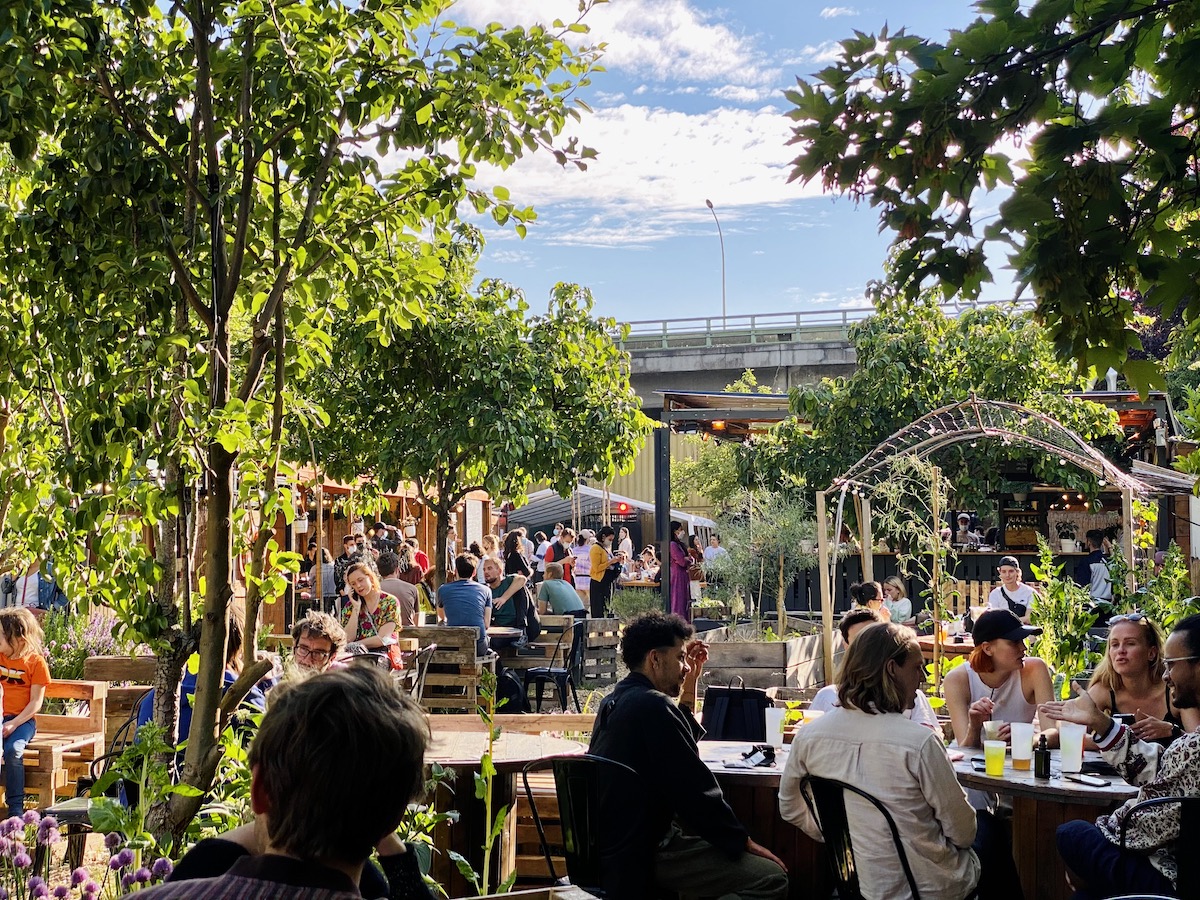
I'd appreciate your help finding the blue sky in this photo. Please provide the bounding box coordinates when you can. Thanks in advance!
[444,1,1015,325]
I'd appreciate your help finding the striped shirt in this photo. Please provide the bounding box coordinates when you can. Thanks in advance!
[137,855,365,899]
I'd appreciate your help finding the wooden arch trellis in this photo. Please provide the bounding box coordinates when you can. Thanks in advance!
[813,396,1150,683]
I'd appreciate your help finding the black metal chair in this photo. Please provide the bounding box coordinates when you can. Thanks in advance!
[523,621,583,712]
[1118,795,1200,897]
[44,689,150,868]
[522,754,650,898]
[401,642,437,705]
[801,774,925,900]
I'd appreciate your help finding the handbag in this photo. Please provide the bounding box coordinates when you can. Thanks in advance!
[361,602,405,671]
[700,676,771,742]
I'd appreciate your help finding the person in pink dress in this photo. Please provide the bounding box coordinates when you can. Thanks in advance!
[669,521,692,621]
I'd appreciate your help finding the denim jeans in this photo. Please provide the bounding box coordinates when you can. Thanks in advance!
[2,715,36,818]
[1057,819,1177,899]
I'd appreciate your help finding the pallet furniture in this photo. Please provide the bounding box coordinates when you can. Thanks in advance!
[82,656,156,747]
[536,615,619,686]
[938,579,1001,617]
[5,680,108,811]
[394,626,493,712]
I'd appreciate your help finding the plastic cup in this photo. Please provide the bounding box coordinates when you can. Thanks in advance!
[765,707,786,743]
[982,719,1004,742]
[1059,722,1086,774]
[1010,722,1035,771]
[983,740,1006,777]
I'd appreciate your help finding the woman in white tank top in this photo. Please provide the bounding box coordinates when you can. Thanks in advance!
[943,609,1060,749]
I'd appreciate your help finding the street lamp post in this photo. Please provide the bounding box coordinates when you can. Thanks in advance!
[705,198,726,324]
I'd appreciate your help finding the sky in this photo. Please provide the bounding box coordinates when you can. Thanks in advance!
[429,0,1019,327]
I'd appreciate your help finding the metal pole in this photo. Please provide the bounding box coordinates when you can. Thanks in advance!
[655,422,673,614]
[705,199,726,324]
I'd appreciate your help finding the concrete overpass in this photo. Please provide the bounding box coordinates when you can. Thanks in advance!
[619,301,1032,409]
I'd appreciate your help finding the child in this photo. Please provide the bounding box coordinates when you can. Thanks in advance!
[0,608,49,818]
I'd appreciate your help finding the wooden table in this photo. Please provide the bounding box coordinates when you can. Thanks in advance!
[699,740,829,900]
[487,626,525,649]
[918,634,974,662]
[427,730,584,897]
[954,750,1137,900]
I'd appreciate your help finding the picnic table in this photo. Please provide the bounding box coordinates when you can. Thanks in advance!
[917,633,974,662]
[698,740,828,900]
[954,749,1137,900]
[427,731,584,898]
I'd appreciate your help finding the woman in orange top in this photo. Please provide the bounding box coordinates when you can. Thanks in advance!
[0,607,50,817]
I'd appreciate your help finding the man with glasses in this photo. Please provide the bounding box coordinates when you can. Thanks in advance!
[1042,613,1200,899]
[290,611,346,673]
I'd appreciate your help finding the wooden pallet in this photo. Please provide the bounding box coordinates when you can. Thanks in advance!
[514,770,565,882]
[395,626,492,712]
[538,616,619,686]
[12,681,107,810]
[939,580,1000,617]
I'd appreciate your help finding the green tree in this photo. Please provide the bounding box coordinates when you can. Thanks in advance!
[746,294,1122,500]
[785,0,1200,388]
[1,0,602,839]
[309,237,651,582]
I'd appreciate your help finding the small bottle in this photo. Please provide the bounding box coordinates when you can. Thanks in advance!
[1034,734,1051,779]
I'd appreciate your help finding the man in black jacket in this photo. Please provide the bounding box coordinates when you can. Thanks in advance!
[589,612,788,899]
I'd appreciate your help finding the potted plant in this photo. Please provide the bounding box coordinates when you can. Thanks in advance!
[1055,519,1078,553]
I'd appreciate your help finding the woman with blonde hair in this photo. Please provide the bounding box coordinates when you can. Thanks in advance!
[781,623,980,900]
[341,561,400,651]
[1085,612,1198,746]
[0,607,49,818]
[882,575,914,625]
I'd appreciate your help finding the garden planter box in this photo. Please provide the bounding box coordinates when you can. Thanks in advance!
[700,630,825,692]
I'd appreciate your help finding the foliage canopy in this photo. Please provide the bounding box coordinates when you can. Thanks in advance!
[786,0,1200,389]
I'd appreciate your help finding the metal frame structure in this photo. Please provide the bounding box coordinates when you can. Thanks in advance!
[814,396,1151,681]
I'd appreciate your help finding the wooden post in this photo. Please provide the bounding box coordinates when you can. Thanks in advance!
[816,490,835,685]
[931,466,943,693]
[860,496,874,583]
[1122,485,1136,592]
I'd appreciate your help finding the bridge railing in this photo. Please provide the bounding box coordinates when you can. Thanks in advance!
[616,299,1034,351]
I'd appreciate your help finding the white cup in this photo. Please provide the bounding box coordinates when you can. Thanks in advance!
[1059,722,1086,774]
[982,719,1004,742]
[765,707,786,743]
[1010,722,1035,771]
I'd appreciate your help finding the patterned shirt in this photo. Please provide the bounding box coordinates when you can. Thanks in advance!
[339,594,399,641]
[1094,721,1200,886]
[138,854,363,899]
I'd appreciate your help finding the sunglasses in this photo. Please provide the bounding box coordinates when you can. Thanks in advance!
[1108,612,1149,626]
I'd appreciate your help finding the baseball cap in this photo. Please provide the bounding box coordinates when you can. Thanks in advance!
[971,609,1042,644]
[997,555,1020,570]
[957,513,971,522]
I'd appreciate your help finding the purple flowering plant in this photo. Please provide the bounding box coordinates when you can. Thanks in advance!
[0,811,171,899]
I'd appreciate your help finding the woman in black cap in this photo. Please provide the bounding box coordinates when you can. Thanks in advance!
[943,608,1058,900]
[943,608,1058,750]
[986,555,1040,625]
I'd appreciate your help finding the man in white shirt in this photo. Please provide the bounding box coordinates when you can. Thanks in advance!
[703,534,728,564]
[986,555,1039,624]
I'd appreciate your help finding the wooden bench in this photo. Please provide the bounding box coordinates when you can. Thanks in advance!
[395,626,493,713]
[82,656,157,747]
[4,681,108,811]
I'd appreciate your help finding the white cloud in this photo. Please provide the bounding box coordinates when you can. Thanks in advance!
[710,85,776,103]
[786,41,844,67]
[819,6,859,18]
[394,102,828,250]
[449,0,777,88]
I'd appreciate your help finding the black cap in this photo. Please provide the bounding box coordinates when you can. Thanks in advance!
[998,555,1021,570]
[971,609,1042,644]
